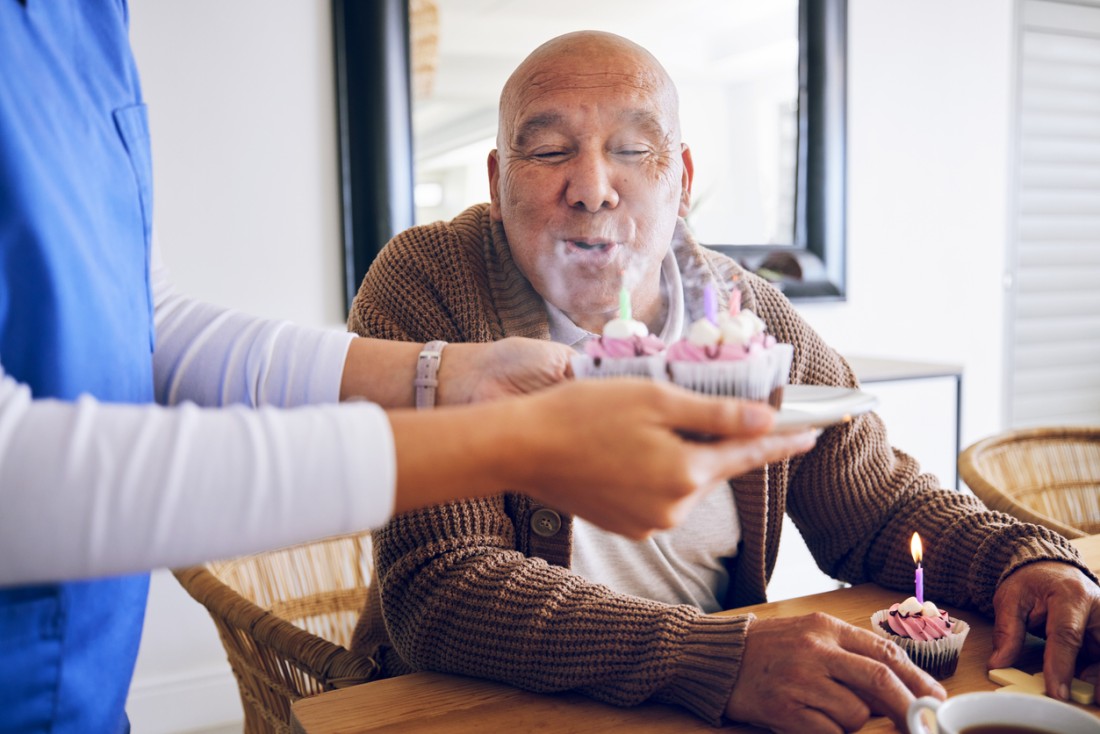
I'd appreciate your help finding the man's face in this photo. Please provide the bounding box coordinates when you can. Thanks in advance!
[489,43,693,323]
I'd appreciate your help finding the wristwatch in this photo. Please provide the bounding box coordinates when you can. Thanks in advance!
[414,340,448,410]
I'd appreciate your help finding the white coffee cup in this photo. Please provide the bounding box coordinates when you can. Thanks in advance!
[907,691,1100,734]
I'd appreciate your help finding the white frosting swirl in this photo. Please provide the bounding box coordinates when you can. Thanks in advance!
[719,310,767,346]
[686,318,721,347]
[897,597,924,615]
[602,317,649,340]
[895,597,943,618]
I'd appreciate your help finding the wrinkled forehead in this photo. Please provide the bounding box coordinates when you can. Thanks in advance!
[499,42,680,145]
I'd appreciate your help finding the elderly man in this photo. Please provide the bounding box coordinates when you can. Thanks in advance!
[348,31,1099,732]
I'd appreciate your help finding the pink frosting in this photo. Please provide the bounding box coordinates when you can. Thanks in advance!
[585,334,666,359]
[886,603,954,641]
[666,333,776,363]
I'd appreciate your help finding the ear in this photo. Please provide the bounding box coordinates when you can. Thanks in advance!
[678,143,694,218]
[488,150,503,221]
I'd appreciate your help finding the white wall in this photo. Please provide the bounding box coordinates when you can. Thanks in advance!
[802,0,1015,448]
[126,0,1018,730]
[131,0,345,329]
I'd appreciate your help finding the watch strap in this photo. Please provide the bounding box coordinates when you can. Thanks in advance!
[414,340,448,410]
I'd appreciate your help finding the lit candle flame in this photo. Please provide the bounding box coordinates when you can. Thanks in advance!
[910,532,923,564]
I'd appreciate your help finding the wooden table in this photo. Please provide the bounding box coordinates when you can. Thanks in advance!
[292,536,1100,733]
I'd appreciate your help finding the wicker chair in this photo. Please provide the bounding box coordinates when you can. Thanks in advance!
[958,426,1100,539]
[173,532,381,734]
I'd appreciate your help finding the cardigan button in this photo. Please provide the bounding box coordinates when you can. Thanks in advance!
[530,508,562,537]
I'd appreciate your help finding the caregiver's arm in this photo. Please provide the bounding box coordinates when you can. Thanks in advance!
[0,366,815,584]
[150,249,572,411]
[0,363,397,585]
[387,379,818,536]
[0,255,816,584]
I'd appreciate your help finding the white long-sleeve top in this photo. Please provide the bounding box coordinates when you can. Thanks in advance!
[0,254,396,586]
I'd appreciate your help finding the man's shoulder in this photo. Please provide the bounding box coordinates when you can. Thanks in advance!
[352,204,497,340]
[385,203,492,259]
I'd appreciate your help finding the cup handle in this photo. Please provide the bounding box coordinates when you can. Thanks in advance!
[907,696,943,734]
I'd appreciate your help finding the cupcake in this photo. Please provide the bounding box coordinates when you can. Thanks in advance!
[572,316,667,380]
[870,596,970,679]
[571,278,668,381]
[665,284,792,406]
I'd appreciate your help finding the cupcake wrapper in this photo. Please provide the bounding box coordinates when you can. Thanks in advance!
[571,354,669,381]
[870,610,970,680]
[667,343,794,402]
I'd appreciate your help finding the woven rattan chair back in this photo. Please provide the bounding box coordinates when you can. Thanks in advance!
[958,426,1100,539]
[173,532,380,734]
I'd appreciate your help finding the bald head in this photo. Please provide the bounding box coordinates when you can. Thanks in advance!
[497,31,681,151]
[486,31,694,335]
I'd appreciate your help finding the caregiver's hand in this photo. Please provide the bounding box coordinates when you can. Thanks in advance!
[388,379,819,539]
[436,337,574,405]
[338,336,572,408]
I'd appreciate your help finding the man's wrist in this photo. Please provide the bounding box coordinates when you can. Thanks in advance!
[415,340,448,409]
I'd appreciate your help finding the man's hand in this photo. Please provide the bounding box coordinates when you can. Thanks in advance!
[989,561,1100,698]
[725,614,945,734]
[437,337,574,405]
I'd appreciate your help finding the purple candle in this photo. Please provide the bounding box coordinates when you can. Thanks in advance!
[703,284,718,325]
[911,533,924,603]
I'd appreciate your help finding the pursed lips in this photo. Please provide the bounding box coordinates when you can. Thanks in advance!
[564,238,620,252]
[569,239,612,251]
[562,238,621,267]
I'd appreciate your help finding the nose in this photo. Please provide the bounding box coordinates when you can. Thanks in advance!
[565,151,620,213]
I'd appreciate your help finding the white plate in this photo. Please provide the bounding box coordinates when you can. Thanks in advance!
[772,385,878,433]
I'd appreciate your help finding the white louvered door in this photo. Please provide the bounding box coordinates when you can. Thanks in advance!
[1007,0,1100,427]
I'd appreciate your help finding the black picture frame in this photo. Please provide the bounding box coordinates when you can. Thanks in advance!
[333,0,847,310]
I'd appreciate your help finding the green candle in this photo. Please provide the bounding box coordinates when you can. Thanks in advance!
[618,284,631,320]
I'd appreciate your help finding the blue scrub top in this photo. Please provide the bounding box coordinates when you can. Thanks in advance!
[1,1,157,731]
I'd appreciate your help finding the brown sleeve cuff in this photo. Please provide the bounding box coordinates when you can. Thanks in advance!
[654,613,754,726]
[972,520,1097,616]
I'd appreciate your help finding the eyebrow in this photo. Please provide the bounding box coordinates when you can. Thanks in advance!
[512,108,671,147]
[625,109,669,142]
[514,113,565,147]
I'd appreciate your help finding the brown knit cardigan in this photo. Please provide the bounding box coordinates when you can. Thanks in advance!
[347,204,1087,725]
